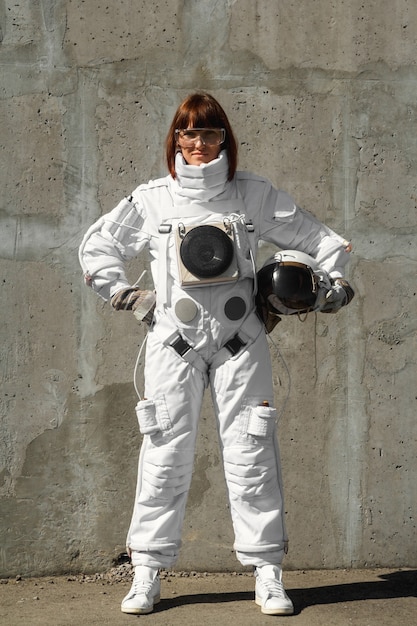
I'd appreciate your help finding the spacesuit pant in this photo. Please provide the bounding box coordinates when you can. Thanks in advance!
[127,326,288,569]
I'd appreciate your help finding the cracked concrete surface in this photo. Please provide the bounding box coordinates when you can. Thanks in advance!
[0,0,416,577]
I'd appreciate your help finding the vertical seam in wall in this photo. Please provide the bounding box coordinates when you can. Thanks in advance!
[343,90,364,567]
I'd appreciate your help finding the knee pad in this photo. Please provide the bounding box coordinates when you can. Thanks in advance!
[141,445,194,500]
[223,444,279,500]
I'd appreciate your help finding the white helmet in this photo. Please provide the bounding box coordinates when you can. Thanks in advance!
[256,249,331,316]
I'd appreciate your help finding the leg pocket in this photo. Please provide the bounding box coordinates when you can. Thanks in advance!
[135,398,173,437]
[247,403,277,438]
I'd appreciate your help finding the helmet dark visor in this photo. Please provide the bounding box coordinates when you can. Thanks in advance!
[272,263,317,310]
[258,261,317,312]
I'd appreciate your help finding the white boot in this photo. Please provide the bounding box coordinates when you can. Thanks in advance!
[121,565,160,614]
[255,564,294,615]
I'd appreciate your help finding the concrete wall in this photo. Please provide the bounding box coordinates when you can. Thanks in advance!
[1,0,416,577]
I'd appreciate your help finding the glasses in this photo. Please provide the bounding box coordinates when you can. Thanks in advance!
[175,128,226,147]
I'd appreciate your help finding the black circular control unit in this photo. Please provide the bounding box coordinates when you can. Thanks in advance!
[180,225,234,278]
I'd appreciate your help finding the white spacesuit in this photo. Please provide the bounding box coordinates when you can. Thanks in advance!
[79,150,351,572]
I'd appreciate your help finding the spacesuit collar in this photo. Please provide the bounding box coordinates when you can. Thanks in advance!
[172,150,229,203]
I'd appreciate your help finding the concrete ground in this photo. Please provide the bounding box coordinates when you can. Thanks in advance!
[0,567,416,625]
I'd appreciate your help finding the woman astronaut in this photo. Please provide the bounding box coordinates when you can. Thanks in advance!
[79,93,353,616]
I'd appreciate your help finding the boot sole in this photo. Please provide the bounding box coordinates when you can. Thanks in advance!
[121,596,161,614]
[255,596,294,615]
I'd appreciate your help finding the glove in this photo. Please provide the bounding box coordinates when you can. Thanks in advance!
[320,278,355,314]
[110,288,156,325]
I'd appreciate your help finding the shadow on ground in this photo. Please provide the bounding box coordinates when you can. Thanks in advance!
[152,569,417,615]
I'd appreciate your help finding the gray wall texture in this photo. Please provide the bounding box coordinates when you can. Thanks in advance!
[1,0,416,577]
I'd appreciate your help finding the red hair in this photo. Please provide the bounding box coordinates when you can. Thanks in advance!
[165,93,238,181]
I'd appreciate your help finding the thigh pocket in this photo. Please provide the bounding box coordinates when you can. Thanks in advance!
[135,398,173,437]
[246,403,277,438]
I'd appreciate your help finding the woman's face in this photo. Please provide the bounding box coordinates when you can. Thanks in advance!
[176,127,224,166]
